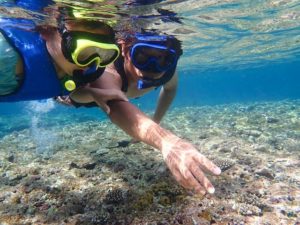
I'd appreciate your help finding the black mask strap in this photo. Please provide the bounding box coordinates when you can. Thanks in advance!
[72,67,105,87]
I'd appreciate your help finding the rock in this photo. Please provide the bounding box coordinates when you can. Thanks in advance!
[69,162,80,169]
[198,133,208,139]
[117,140,131,147]
[287,211,297,217]
[266,117,279,123]
[81,162,96,170]
[246,105,256,111]
[219,147,231,153]
[113,162,126,172]
[255,169,274,180]
[239,203,262,216]
[7,154,15,163]
[247,130,262,137]
[254,145,268,152]
[96,148,110,155]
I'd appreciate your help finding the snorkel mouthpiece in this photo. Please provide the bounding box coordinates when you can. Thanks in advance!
[64,80,76,91]
[62,64,105,92]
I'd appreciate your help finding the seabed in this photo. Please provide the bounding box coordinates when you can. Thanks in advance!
[0,99,299,225]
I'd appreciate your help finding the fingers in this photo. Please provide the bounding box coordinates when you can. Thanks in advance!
[182,169,207,195]
[105,91,128,102]
[54,96,73,107]
[103,104,110,114]
[162,140,221,195]
[96,100,110,114]
[194,154,221,175]
[117,93,129,102]
[171,166,206,195]
[166,149,220,195]
[190,163,215,194]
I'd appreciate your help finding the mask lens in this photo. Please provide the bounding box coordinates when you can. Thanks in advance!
[76,46,118,67]
[131,44,177,72]
[132,47,149,65]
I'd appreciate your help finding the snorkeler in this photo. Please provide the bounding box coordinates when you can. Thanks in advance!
[68,33,180,118]
[0,1,127,106]
[68,33,222,195]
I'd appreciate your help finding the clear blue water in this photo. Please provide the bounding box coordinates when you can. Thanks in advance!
[0,2,300,224]
[0,0,300,131]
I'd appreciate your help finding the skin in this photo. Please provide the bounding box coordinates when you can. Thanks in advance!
[71,40,222,194]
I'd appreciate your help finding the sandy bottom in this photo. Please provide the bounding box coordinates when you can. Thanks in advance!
[0,100,299,225]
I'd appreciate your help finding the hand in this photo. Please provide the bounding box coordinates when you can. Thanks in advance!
[54,96,73,106]
[161,139,221,195]
[91,88,128,114]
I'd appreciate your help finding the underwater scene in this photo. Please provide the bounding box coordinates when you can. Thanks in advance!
[0,0,300,224]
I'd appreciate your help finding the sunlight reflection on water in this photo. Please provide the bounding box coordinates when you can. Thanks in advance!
[0,0,299,72]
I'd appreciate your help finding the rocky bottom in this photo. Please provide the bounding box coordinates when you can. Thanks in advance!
[0,99,299,225]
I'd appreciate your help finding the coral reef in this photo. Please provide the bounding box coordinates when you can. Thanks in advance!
[0,100,300,224]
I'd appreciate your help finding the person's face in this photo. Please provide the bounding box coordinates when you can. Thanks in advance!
[136,48,167,79]
[126,46,168,79]
[61,23,119,69]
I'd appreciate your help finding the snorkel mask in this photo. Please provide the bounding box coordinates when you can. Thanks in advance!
[59,24,120,91]
[60,26,120,68]
[129,33,182,89]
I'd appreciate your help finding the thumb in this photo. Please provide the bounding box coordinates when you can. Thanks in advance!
[114,92,128,102]
[120,94,129,102]
[102,103,110,114]
[95,100,110,114]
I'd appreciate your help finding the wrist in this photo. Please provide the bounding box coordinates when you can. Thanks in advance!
[160,134,182,159]
[138,120,178,151]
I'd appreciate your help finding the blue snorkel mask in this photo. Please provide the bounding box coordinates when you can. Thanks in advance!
[129,34,182,89]
[130,43,178,73]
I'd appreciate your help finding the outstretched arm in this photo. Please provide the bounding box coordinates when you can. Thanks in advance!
[153,72,178,123]
[108,100,221,195]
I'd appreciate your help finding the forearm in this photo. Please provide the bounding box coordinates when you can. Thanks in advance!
[153,87,176,123]
[108,101,180,151]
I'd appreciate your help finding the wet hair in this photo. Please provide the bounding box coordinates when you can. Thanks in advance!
[65,19,115,37]
[165,36,183,57]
